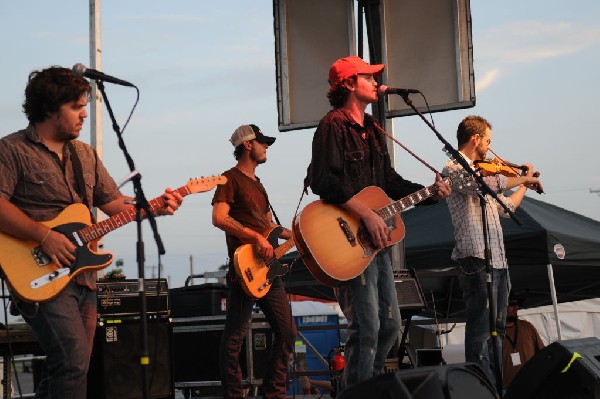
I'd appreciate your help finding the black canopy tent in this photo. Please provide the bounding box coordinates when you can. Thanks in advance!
[282,195,600,321]
[403,194,600,318]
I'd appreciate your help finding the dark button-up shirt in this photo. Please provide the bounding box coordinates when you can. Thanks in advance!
[307,108,430,204]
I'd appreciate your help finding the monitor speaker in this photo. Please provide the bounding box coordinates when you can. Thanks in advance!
[394,269,426,314]
[505,337,600,399]
[337,362,497,399]
[87,317,173,399]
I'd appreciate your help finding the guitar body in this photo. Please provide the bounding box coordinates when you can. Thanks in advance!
[293,186,405,287]
[0,176,227,303]
[233,226,291,299]
[0,204,112,302]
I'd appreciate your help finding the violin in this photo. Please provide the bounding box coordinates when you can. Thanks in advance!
[474,151,544,194]
[474,158,525,178]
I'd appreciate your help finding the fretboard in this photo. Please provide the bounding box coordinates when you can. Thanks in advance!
[376,181,444,221]
[274,238,296,260]
[76,185,191,244]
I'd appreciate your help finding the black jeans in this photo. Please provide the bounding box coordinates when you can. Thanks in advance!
[219,276,296,399]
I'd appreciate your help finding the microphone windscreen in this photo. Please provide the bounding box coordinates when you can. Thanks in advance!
[72,63,86,77]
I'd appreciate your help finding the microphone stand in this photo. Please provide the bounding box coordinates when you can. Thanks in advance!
[96,80,165,399]
[393,92,520,397]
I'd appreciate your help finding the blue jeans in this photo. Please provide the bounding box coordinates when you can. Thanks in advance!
[336,252,401,391]
[458,257,510,386]
[18,282,97,399]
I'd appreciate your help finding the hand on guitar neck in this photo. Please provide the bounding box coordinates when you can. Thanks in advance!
[254,233,274,260]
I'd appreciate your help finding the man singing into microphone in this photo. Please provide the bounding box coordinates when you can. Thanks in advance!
[304,56,451,392]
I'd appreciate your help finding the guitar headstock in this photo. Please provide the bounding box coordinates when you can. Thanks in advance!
[443,169,473,190]
[186,175,228,194]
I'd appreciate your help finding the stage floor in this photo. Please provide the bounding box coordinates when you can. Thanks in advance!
[3,368,334,398]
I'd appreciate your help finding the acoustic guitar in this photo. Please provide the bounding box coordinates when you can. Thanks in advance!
[292,173,466,287]
[233,226,295,299]
[0,176,226,302]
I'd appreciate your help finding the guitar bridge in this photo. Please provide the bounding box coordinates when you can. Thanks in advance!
[30,268,70,289]
[258,280,271,293]
[337,217,357,247]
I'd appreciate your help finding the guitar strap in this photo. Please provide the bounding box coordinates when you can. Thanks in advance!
[68,142,96,223]
[257,179,281,226]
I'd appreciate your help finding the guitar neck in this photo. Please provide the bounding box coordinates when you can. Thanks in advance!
[376,180,445,219]
[274,238,295,260]
[76,185,192,244]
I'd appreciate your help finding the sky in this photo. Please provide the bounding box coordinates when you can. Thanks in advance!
[1,1,599,296]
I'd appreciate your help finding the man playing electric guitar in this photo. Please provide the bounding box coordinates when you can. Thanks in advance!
[304,56,451,393]
[212,124,296,399]
[0,66,183,399]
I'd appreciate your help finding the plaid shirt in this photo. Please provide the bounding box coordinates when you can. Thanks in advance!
[442,153,515,269]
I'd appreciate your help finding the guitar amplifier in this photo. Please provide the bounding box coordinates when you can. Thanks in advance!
[97,278,170,318]
[394,269,427,315]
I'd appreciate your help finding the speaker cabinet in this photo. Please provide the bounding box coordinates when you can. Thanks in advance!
[394,269,426,316]
[172,314,271,384]
[337,363,497,399]
[87,317,174,399]
[506,337,600,399]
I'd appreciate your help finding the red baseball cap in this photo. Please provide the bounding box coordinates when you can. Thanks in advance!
[328,56,384,88]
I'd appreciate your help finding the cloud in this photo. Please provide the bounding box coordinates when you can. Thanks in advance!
[476,68,501,93]
[475,21,600,89]
[478,21,600,64]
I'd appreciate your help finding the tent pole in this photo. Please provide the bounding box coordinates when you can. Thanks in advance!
[547,264,562,341]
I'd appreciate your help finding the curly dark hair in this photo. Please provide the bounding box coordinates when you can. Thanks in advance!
[233,143,245,160]
[22,66,91,124]
[327,79,353,108]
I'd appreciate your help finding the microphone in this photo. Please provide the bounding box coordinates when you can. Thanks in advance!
[378,85,420,96]
[72,63,134,87]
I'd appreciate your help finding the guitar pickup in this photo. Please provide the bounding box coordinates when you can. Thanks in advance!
[244,268,254,282]
[337,217,357,247]
[32,246,52,267]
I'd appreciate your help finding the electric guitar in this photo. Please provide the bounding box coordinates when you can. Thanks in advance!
[0,176,227,302]
[292,173,467,287]
[233,226,295,299]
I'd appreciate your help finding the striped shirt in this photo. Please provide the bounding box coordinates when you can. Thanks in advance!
[442,153,515,269]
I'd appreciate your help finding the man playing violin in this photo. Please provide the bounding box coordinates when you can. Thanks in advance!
[442,115,542,387]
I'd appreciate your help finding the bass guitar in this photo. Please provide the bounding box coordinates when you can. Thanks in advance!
[0,176,226,302]
[233,226,295,299]
[292,173,466,287]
